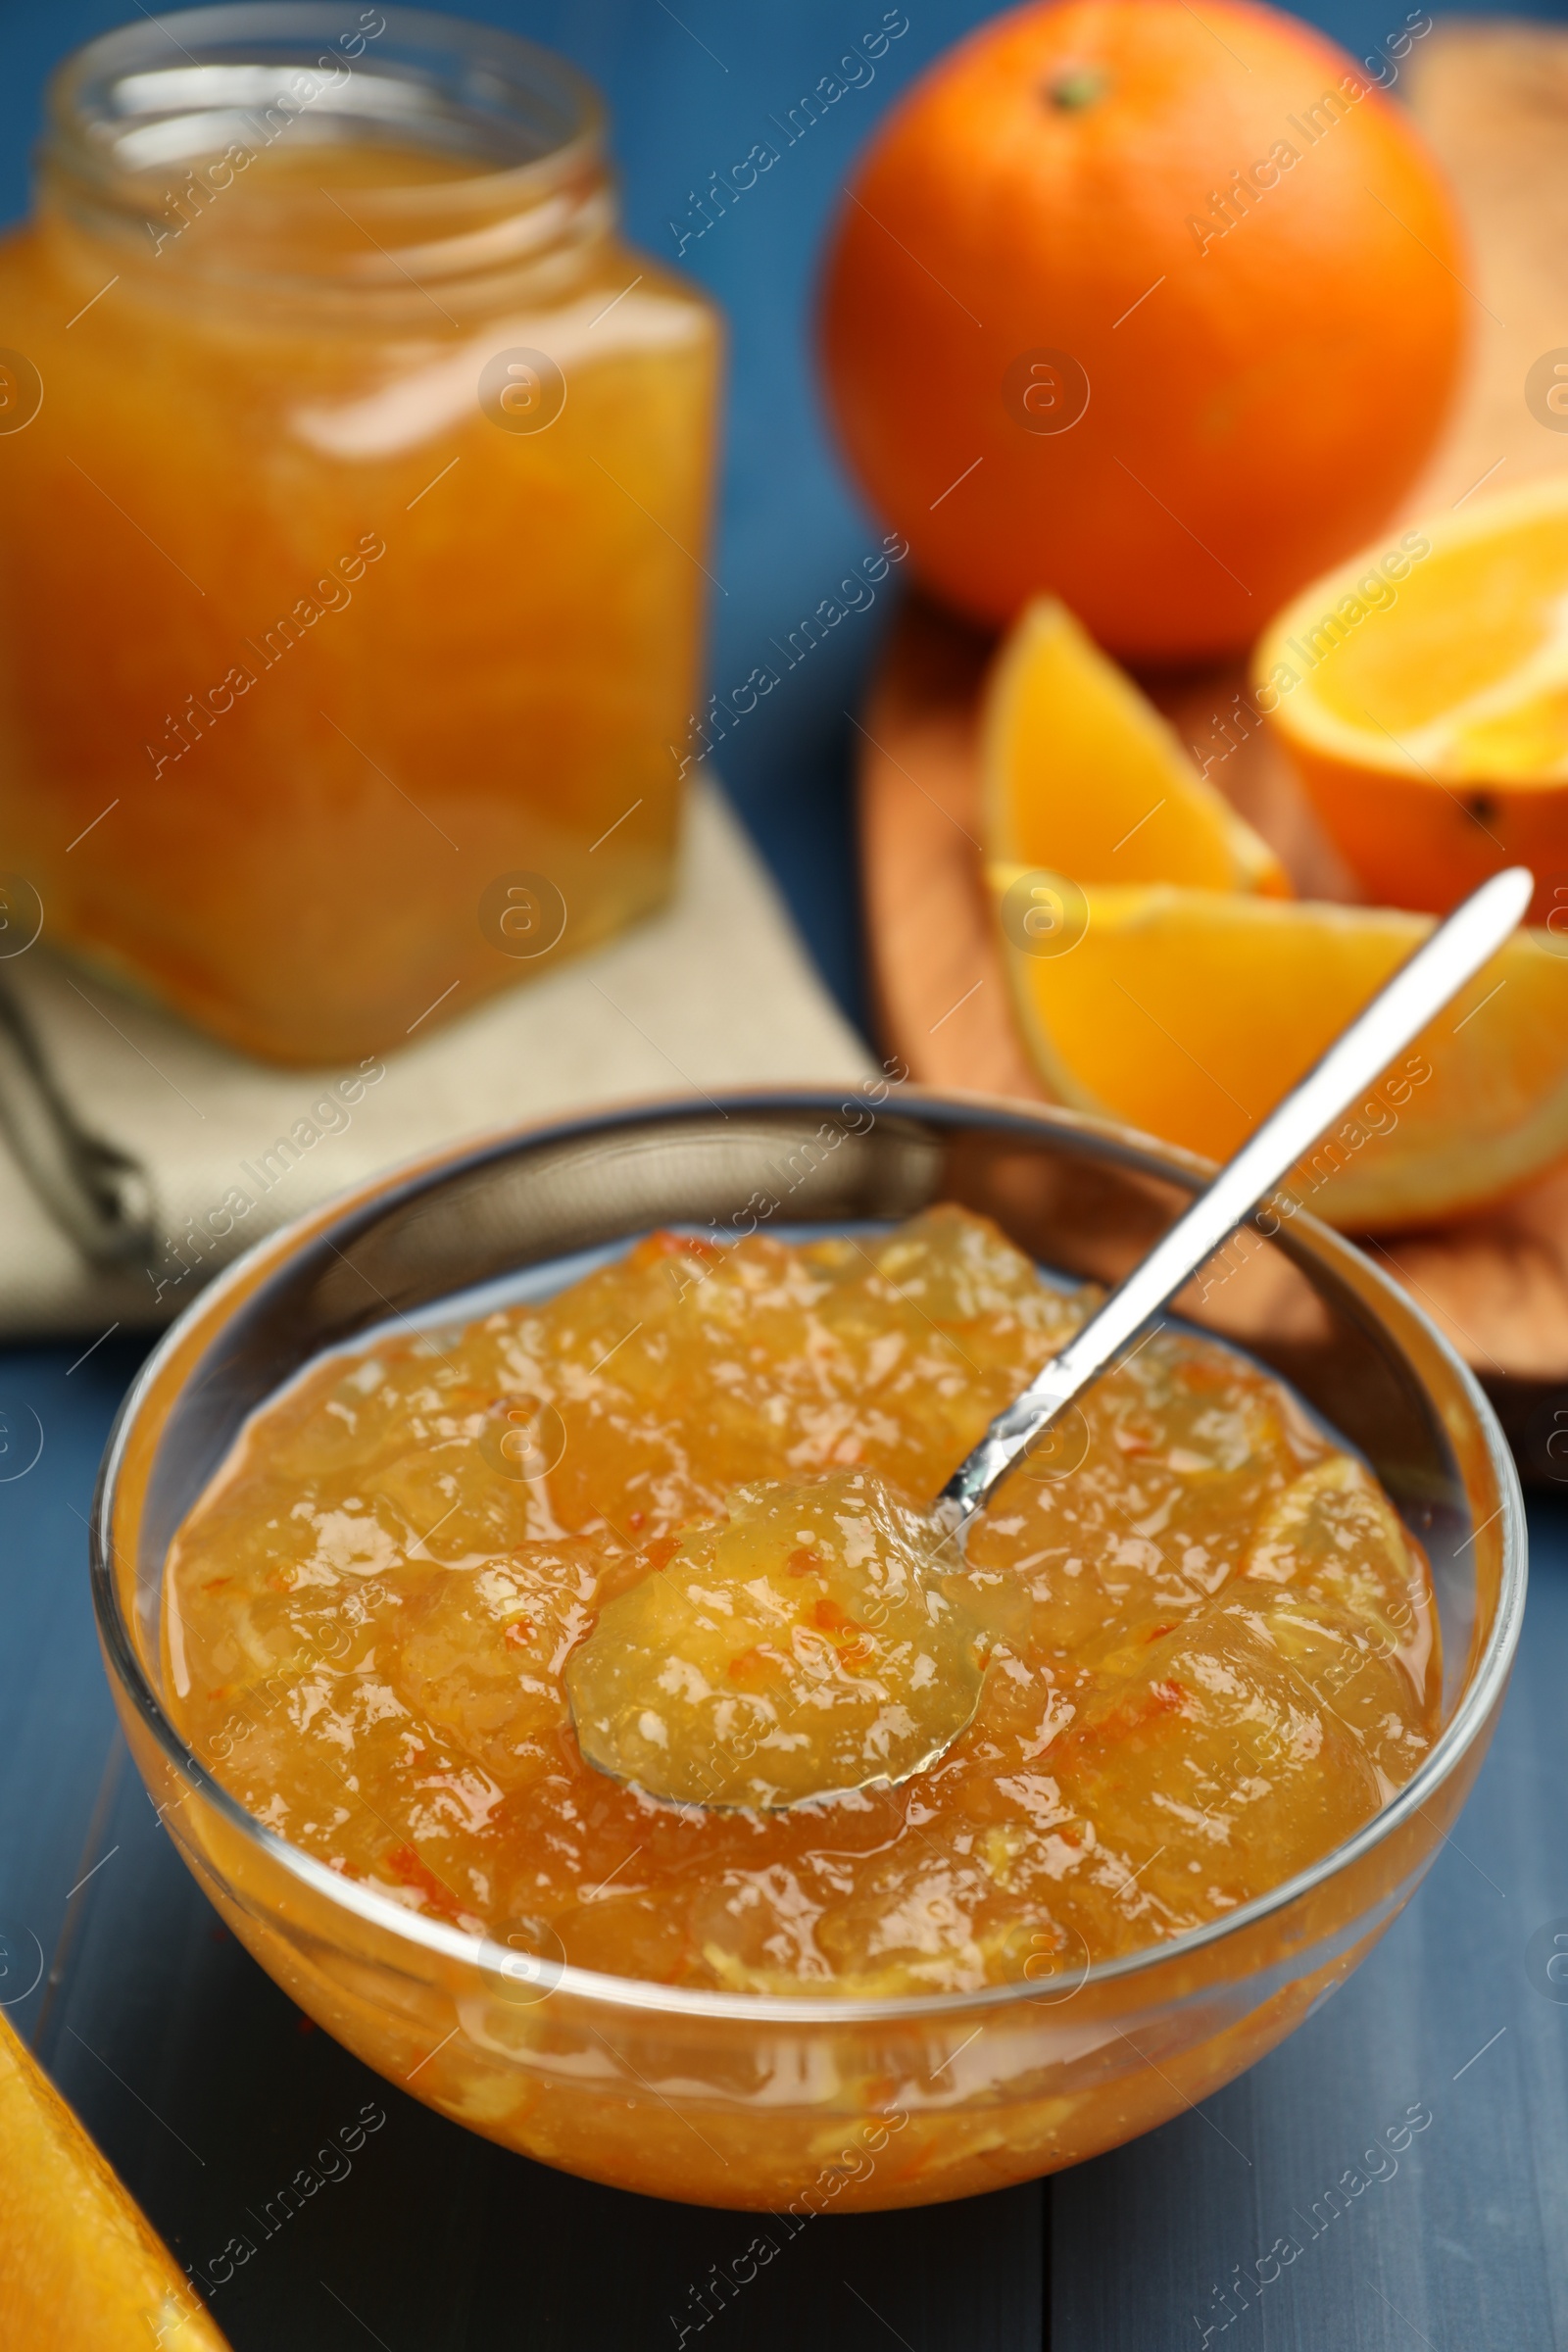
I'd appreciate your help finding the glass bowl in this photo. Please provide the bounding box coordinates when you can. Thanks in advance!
[91,1090,1525,2211]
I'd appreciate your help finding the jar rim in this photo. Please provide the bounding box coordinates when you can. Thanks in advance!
[43,3,608,284]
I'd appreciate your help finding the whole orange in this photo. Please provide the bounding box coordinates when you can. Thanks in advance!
[819,0,1466,662]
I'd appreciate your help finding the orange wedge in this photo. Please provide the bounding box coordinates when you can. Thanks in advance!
[1255,478,1568,924]
[0,2010,229,2349]
[982,597,1289,894]
[993,872,1568,1231]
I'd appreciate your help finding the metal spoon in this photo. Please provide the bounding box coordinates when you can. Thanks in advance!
[932,862,1536,1541]
[570,866,1534,1810]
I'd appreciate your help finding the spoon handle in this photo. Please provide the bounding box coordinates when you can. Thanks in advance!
[934,864,1537,1534]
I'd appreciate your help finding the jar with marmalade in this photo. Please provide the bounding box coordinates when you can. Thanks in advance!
[0,7,719,1063]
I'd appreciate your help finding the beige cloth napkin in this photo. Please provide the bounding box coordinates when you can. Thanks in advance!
[0,780,873,1339]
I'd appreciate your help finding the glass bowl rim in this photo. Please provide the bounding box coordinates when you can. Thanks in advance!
[90,1085,1528,2027]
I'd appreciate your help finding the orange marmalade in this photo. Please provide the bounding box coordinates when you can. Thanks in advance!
[167,1205,1440,1998]
[0,18,717,1062]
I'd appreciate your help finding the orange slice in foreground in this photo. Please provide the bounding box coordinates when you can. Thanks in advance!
[1256,476,1568,923]
[0,2010,229,2349]
[993,872,1568,1230]
[982,596,1290,894]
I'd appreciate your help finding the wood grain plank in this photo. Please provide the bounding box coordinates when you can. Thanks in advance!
[0,1335,145,2052]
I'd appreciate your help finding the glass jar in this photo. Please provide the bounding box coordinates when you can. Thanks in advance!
[0,6,720,1064]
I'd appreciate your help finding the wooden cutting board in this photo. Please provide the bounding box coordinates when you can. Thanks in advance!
[857,22,1568,1484]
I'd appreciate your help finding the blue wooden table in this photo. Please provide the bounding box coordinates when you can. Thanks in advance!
[3,5,1567,2346]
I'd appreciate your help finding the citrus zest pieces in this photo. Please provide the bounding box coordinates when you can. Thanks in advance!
[982,597,1289,894]
[1255,477,1568,921]
[0,2010,230,2350]
[991,870,1568,1230]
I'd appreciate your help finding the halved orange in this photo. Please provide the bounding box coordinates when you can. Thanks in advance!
[993,871,1568,1231]
[0,2010,229,2349]
[982,597,1289,893]
[1256,476,1568,924]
